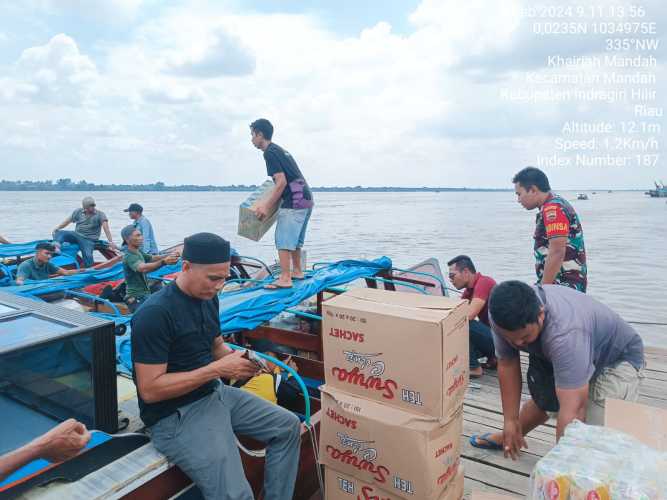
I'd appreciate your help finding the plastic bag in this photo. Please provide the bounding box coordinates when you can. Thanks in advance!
[529,421,667,499]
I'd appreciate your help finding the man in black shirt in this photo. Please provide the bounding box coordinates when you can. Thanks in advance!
[132,232,301,500]
[250,118,314,289]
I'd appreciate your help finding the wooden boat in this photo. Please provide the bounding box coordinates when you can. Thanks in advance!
[576,193,589,200]
[646,181,667,197]
[1,255,448,499]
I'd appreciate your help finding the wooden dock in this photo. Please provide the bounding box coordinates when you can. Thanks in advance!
[458,346,667,498]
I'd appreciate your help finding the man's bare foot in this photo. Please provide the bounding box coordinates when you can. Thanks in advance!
[470,366,484,378]
[264,279,293,289]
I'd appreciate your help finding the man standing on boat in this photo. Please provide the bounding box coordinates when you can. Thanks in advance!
[52,197,118,267]
[15,242,84,285]
[132,232,301,500]
[124,203,159,254]
[513,167,587,292]
[447,255,497,378]
[250,118,314,289]
[120,226,178,312]
[470,281,644,457]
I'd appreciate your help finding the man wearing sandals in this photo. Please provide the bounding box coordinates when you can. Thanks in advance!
[250,119,314,289]
[132,233,301,499]
[470,281,644,459]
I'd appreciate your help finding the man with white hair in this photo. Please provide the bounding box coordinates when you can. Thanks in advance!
[52,196,118,267]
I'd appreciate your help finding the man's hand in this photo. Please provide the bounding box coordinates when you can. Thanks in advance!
[252,204,269,221]
[108,242,118,251]
[502,419,527,460]
[32,419,91,463]
[163,254,179,265]
[285,356,299,372]
[210,350,260,379]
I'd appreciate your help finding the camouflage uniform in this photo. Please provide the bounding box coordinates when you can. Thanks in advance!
[534,193,587,292]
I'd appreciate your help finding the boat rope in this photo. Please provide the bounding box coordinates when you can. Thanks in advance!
[307,421,325,496]
[235,438,266,458]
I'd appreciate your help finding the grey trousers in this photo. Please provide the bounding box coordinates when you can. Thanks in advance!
[150,383,301,500]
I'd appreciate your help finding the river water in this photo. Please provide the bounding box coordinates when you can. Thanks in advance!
[1,190,665,347]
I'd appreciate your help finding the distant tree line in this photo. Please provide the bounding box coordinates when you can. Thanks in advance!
[0,178,510,192]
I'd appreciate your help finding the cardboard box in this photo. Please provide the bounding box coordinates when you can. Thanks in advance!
[604,398,667,451]
[237,180,280,241]
[325,464,464,500]
[322,288,469,421]
[320,386,462,500]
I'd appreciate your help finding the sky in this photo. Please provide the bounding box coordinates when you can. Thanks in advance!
[0,0,665,189]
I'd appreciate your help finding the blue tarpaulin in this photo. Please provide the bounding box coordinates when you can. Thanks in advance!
[114,257,392,375]
[218,257,391,334]
[0,240,50,258]
[0,261,182,295]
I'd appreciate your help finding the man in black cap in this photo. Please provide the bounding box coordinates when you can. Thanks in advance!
[15,242,84,285]
[124,203,159,254]
[131,232,301,500]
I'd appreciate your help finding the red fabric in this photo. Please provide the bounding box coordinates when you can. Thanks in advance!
[82,279,123,296]
[461,272,496,326]
[541,201,570,238]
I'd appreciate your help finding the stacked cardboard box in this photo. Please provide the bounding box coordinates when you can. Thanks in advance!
[319,288,469,500]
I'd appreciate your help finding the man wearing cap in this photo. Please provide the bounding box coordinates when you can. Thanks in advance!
[124,203,158,255]
[52,197,118,267]
[15,242,83,285]
[131,232,301,500]
[121,225,178,312]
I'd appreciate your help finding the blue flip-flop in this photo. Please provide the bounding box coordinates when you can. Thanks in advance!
[469,433,503,450]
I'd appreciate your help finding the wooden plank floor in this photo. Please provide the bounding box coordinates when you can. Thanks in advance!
[458,346,667,498]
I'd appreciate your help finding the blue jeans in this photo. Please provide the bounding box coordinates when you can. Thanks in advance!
[54,230,96,267]
[469,320,496,369]
[274,208,312,251]
[149,384,301,500]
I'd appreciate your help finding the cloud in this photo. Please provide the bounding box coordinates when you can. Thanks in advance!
[165,26,256,78]
[0,0,664,189]
[15,33,98,106]
[141,83,205,104]
[29,0,144,24]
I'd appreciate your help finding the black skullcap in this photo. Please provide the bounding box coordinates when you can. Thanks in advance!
[36,242,56,252]
[182,232,230,264]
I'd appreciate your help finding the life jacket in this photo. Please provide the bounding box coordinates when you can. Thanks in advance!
[240,370,282,404]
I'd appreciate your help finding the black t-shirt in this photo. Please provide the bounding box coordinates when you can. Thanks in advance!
[131,281,221,427]
[263,142,313,208]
